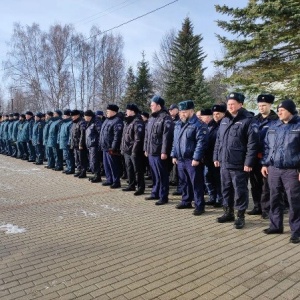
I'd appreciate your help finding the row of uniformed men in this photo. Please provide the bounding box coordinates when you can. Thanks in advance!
[0,93,299,243]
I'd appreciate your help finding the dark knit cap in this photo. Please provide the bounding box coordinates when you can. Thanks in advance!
[35,112,43,118]
[13,112,20,117]
[71,109,81,116]
[151,95,165,107]
[277,99,297,115]
[20,114,25,119]
[9,113,14,117]
[84,110,95,117]
[63,109,72,116]
[212,104,226,113]
[25,111,33,116]
[169,104,178,110]
[96,110,103,116]
[46,111,53,117]
[227,92,245,104]
[107,104,119,112]
[257,94,275,104]
[54,109,62,116]
[141,111,149,118]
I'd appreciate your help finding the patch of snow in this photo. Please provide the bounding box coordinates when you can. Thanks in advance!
[100,205,121,212]
[0,223,26,234]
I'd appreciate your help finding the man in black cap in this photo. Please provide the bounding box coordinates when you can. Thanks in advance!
[23,111,36,162]
[144,95,174,205]
[262,99,300,243]
[47,110,63,171]
[121,104,145,195]
[171,100,208,215]
[58,109,75,174]
[200,108,213,125]
[205,104,226,207]
[99,104,124,188]
[248,94,278,218]
[43,112,55,169]
[214,92,259,229]
[70,109,87,178]
[141,111,151,181]
[32,112,45,165]
[84,109,103,182]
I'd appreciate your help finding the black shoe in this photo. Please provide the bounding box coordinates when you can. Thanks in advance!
[193,209,205,215]
[261,212,269,219]
[55,167,64,171]
[247,208,262,215]
[110,183,121,189]
[62,170,67,173]
[176,203,193,209]
[169,181,177,186]
[234,217,245,229]
[102,181,112,186]
[145,196,159,200]
[45,166,54,169]
[206,200,216,206]
[122,187,136,192]
[74,172,81,177]
[290,234,300,244]
[213,202,222,208]
[172,191,182,196]
[35,162,43,165]
[263,228,283,234]
[28,159,35,162]
[217,208,235,223]
[147,184,153,188]
[121,175,128,180]
[65,170,75,175]
[155,200,168,205]
[134,190,144,196]
[78,172,87,178]
[91,177,102,183]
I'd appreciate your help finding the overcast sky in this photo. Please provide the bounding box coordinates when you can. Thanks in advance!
[0,0,248,84]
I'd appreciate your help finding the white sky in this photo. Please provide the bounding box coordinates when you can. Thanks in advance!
[0,0,248,91]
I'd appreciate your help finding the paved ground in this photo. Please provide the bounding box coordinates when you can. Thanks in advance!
[1,155,300,300]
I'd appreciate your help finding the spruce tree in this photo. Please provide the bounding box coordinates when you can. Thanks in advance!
[121,66,137,110]
[215,0,300,102]
[165,17,209,107]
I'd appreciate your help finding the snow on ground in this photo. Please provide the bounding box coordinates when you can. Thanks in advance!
[0,223,27,234]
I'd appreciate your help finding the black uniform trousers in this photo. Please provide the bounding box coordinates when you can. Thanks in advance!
[124,153,145,191]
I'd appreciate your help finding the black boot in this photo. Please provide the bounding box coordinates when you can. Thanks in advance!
[78,171,87,178]
[234,210,245,229]
[90,175,102,183]
[216,207,235,223]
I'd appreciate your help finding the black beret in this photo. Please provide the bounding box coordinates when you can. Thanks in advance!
[13,113,20,117]
[257,94,275,104]
[277,99,297,115]
[46,111,54,117]
[200,108,212,116]
[126,103,139,113]
[84,110,95,117]
[20,114,25,119]
[63,109,72,116]
[5,114,9,118]
[178,100,195,111]
[9,113,14,117]
[141,111,149,118]
[107,104,119,112]
[25,111,33,116]
[151,95,165,107]
[54,109,62,116]
[71,109,81,116]
[96,110,103,116]
[212,104,226,113]
[227,92,245,103]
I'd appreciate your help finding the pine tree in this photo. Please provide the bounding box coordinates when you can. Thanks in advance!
[165,17,209,107]
[120,66,137,110]
[135,52,153,112]
[215,0,300,102]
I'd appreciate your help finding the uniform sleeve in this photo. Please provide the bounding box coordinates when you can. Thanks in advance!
[213,129,221,162]
[111,120,123,151]
[193,123,208,162]
[132,121,145,155]
[162,117,174,155]
[244,120,259,167]
[261,129,271,166]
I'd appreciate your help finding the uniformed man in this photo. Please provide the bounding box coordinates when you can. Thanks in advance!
[43,111,55,169]
[7,114,15,156]
[2,115,9,155]
[121,104,145,195]
[248,94,278,218]
[261,99,300,243]
[47,110,63,171]
[32,112,45,165]
[214,92,258,229]
[84,109,103,183]
[144,95,174,205]
[205,104,226,207]
[200,108,213,125]
[99,104,124,188]
[171,100,208,215]
[11,113,20,158]
[70,109,88,178]
[24,111,36,162]
[16,114,28,159]
[58,109,75,174]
